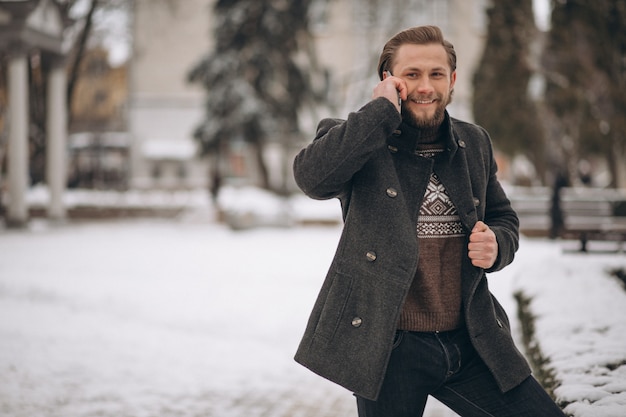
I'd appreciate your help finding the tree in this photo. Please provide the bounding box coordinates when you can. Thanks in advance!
[542,0,626,188]
[63,0,131,118]
[188,0,325,196]
[472,0,547,184]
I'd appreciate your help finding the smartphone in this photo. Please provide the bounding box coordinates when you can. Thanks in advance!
[385,70,402,106]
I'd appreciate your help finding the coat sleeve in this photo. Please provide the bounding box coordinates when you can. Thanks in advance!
[293,98,401,200]
[481,129,519,273]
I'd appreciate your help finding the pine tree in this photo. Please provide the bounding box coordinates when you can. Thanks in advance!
[543,0,626,187]
[472,0,546,183]
[188,0,322,195]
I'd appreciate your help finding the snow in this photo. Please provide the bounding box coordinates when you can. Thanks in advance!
[1,188,625,416]
[27,184,210,210]
[512,241,626,416]
[0,216,352,416]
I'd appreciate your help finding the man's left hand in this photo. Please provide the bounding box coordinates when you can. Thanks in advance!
[468,221,498,269]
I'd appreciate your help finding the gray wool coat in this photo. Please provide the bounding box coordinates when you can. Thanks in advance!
[292,97,532,401]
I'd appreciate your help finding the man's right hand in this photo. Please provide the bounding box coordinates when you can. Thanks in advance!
[373,73,406,113]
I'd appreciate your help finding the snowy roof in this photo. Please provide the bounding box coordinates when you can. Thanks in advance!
[141,139,197,161]
[69,132,131,150]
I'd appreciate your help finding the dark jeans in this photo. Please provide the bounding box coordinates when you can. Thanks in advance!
[356,328,566,417]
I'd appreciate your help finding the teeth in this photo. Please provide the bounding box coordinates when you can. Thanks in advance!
[414,100,434,104]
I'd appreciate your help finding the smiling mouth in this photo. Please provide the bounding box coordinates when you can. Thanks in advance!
[411,98,436,105]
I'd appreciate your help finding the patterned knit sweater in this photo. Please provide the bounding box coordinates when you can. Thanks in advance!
[397,128,465,332]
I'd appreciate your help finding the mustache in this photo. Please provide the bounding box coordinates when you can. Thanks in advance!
[406,93,441,102]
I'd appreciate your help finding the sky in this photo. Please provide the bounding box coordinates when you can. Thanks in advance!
[533,0,551,30]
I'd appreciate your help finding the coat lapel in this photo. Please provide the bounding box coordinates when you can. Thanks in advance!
[434,129,483,307]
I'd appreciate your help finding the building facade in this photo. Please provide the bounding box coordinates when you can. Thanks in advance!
[129,0,212,189]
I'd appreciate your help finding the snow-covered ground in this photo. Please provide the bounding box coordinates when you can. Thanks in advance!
[512,241,626,416]
[1,189,625,416]
[0,214,354,417]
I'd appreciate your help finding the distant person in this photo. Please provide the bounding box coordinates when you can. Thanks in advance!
[578,159,592,186]
[550,171,568,240]
[293,25,566,416]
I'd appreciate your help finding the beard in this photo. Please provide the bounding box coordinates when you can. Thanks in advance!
[401,89,454,129]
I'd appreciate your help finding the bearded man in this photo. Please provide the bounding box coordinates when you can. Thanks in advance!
[293,25,566,417]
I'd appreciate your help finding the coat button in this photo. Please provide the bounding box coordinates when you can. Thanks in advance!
[351,317,363,327]
[473,197,480,206]
[365,251,377,262]
[458,140,466,148]
[386,188,398,198]
[387,145,398,153]
[392,129,402,136]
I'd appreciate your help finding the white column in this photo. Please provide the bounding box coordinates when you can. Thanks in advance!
[6,47,29,227]
[46,57,68,220]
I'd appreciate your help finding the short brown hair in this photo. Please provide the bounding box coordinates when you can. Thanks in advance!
[377,25,457,80]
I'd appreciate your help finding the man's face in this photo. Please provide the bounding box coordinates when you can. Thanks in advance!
[389,43,456,129]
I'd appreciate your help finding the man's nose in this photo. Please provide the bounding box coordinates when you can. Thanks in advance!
[415,76,434,94]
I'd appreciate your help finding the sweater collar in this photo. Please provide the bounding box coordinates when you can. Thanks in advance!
[389,111,459,160]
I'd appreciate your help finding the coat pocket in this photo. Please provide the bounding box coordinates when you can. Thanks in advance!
[313,271,354,342]
[313,266,407,348]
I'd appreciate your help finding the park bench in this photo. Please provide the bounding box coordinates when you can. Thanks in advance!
[508,187,626,252]
[559,189,626,251]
